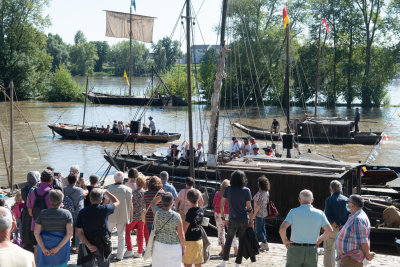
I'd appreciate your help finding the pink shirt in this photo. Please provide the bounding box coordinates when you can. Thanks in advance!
[212,191,229,214]
[26,182,52,231]
[175,188,204,215]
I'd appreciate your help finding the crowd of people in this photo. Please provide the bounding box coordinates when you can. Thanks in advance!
[0,165,375,267]
[167,141,205,166]
[97,116,157,136]
[230,137,275,158]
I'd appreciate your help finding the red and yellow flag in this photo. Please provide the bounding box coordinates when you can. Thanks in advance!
[283,7,290,29]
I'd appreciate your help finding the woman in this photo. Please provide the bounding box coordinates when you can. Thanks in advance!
[212,179,238,256]
[21,171,40,252]
[124,176,150,258]
[34,190,73,267]
[143,176,164,234]
[182,189,204,267]
[151,193,185,267]
[251,175,270,252]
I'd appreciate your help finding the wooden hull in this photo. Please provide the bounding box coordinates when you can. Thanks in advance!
[232,123,282,140]
[48,123,181,143]
[83,92,187,106]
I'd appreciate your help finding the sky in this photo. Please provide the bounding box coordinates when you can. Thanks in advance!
[44,0,222,47]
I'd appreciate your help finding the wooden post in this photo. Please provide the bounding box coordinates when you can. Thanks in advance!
[0,131,11,187]
[82,75,89,130]
[285,23,291,158]
[315,22,322,117]
[10,81,14,192]
[129,4,133,96]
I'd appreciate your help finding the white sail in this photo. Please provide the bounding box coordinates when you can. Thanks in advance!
[105,10,155,43]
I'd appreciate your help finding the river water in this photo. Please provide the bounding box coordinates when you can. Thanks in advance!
[0,77,399,186]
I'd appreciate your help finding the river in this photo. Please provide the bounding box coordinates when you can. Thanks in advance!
[0,77,399,186]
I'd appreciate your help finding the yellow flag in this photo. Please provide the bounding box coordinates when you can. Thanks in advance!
[123,70,130,86]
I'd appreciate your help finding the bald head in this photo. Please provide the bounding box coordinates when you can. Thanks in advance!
[299,189,313,204]
[0,207,13,232]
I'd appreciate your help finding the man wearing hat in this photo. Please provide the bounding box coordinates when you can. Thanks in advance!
[149,116,156,135]
[335,195,375,266]
[241,138,251,156]
[249,137,259,155]
[229,137,241,158]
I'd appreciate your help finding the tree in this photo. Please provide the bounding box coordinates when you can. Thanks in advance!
[108,40,150,76]
[152,37,182,72]
[69,31,98,76]
[199,47,218,103]
[0,0,52,99]
[46,33,69,72]
[44,64,83,102]
[162,65,196,101]
[91,41,110,72]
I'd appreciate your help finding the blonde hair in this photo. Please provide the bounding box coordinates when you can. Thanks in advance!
[136,176,146,188]
[14,190,23,203]
[220,179,230,191]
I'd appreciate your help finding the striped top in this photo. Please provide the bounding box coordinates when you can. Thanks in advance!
[335,209,370,262]
[143,190,163,224]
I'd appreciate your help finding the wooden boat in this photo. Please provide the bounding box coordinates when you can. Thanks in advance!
[232,122,282,140]
[48,123,181,143]
[83,92,187,107]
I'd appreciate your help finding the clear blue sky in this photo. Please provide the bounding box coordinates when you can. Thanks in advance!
[44,0,222,47]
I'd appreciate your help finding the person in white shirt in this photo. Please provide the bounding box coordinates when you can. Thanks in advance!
[149,116,156,135]
[124,124,131,135]
[241,138,251,156]
[250,137,259,155]
[196,143,205,166]
[230,137,241,158]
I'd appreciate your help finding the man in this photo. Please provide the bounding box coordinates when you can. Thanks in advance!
[230,137,241,157]
[335,195,375,267]
[167,144,181,165]
[76,188,120,267]
[241,138,251,156]
[252,147,261,156]
[105,172,132,261]
[0,207,35,267]
[249,137,259,155]
[218,170,254,267]
[46,166,62,191]
[195,142,205,166]
[175,177,204,221]
[271,118,280,133]
[62,165,85,189]
[112,120,119,134]
[125,168,138,191]
[324,180,349,267]
[354,108,360,133]
[148,116,156,135]
[85,175,100,207]
[279,189,333,267]
[160,171,178,199]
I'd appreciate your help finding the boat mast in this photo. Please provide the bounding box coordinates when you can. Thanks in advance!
[207,0,229,167]
[10,81,14,192]
[82,75,89,130]
[315,22,321,117]
[186,0,195,177]
[284,13,291,158]
[129,2,133,97]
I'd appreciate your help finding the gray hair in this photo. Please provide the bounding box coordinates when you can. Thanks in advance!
[0,207,13,232]
[348,194,364,208]
[114,171,124,183]
[161,192,174,207]
[299,189,313,204]
[49,190,63,208]
[330,180,342,193]
[90,188,103,203]
[70,165,79,174]
[160,171,169,181]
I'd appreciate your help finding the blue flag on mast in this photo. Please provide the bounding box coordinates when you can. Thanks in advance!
[132,0,136,11]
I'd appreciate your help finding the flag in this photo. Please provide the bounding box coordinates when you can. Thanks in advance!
[369,155,375,161]
[322,19,329,35]
[376,144,381,149]
[132,0,136,11]
[283,7,290,29]
[390,123,393,127]
[373,150,379,156]
[123,70,130,86]
[362,166,367,173]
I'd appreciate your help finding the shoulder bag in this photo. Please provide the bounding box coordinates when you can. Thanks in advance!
[266,200,279,219]
[200,226,211,263]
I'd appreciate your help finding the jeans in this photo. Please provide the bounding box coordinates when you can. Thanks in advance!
[146,223,153,235]
[125,220,149,253]
[81,250,110,267]
[255,216,267,243]
[223,220,248,264]
[108,223,126,260]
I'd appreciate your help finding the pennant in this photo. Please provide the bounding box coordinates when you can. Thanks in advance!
[123,70,130,86]
[362,166,367,172]
[322,19,330,35]
[132,0,136,11]
[369,155,375,161]
[373,150,379,156]
[376,144,381,149]
[283,7,290,29]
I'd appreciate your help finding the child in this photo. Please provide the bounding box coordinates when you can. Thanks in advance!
[11,190,24,235]
[182,189,204,267]
[251,175,270,252]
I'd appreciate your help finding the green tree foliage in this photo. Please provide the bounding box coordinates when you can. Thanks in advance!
[46,33,69,72]
[69,31,98,76]
[161,65,196,101]
[108,40,150,76]
[44,64,83,102]
[0,0,52,99]
[152,37,183,72]
[91,41,110,72]
[199,47,218,102]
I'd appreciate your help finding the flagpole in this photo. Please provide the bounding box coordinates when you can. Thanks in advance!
[315,21,322,118]
[285,15,291,159]
[129,2,133,97]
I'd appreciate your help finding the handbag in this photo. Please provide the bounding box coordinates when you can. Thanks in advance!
[200,226,211,264]
[266,200,279,219]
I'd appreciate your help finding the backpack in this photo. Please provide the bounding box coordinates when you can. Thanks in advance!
[32,190,49,220]
[62,195,75,214]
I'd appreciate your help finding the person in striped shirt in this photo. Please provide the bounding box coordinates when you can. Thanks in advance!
[335,195,375,267]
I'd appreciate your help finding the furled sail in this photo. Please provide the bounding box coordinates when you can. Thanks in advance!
[105,10,155,43]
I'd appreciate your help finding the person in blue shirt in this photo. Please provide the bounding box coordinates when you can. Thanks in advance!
[323,180,349,267]
[160,171,178,198]
[279,189,333,267]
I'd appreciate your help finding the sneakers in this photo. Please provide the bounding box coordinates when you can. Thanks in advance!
[133,251,143,258]
[124,250,134,258]
[217,261,228,267]
[260,242,269,252]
